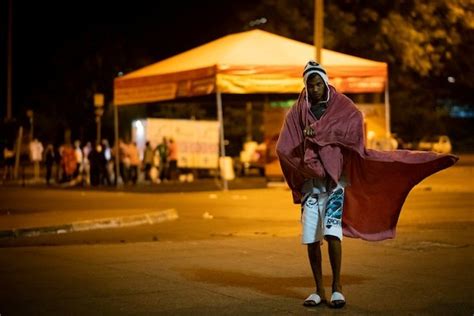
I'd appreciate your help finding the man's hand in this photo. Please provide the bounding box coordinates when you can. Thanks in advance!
[303,126,315,137]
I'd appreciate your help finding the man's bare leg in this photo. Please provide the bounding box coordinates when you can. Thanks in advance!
[307,242,326,300]
[326,236,342,293]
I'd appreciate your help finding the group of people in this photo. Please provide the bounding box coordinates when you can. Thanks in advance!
[44,139,114,186]
[2,136,179,187]
[136,137,178,184]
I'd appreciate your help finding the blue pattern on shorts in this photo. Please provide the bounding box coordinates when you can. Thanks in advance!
[326,188,344,220]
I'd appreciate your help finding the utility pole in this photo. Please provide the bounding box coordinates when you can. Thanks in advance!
[314,0,324,63]
[113,102,120,186]
[6,0,13,120]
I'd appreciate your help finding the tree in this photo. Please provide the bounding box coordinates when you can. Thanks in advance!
[238,0,474,141]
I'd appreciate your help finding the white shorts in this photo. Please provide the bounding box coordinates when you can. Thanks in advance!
[301,185,344,244]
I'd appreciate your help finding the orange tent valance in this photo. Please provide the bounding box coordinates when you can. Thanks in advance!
[114,29,387,106]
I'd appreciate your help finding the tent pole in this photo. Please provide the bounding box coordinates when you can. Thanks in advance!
[13,126,22,180]
[384,75,391,137]
[216,91,228,191]
[114,103,120,187]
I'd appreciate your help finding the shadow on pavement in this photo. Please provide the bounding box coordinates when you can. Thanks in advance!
[179,268,371,299]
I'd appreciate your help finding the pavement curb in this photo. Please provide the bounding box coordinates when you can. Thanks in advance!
[0,209,178,239]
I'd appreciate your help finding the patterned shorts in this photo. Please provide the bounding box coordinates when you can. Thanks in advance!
[301,185,344,244]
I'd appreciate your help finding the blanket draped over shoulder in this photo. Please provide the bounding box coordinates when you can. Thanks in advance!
[276,86,458,241]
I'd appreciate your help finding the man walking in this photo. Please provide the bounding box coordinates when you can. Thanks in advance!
[276,61,457,308]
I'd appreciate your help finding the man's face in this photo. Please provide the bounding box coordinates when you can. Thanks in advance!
[307,74,325,103]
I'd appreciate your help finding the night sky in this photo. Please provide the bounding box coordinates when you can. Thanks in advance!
[0,0,255,120]
[3,1,472,148]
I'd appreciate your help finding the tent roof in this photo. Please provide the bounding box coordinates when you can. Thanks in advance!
[114,29,387,105]
[122,29,386,79]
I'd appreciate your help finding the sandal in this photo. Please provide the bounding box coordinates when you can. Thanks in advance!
[329,291,346,308]
[303,293,323,307]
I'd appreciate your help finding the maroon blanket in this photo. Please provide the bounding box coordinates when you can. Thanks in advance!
[276,86,458,241]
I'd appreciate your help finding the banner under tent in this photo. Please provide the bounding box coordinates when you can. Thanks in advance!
[113,29,390,186]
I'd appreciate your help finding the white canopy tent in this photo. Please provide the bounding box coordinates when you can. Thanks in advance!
[113,29,389,188]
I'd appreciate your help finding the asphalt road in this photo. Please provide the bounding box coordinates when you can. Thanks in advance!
[0,164,472,247]
[0,164,473,315]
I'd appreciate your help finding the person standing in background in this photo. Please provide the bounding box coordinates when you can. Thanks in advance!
[73,140,83,179]
[167,138,178,180]
[60,142,76,183]
[156,137,169,182]
[44,144,55,185]
[118,139,129,185]
[82,142,92,186]
[128,142,140,185]
[88,143,100,186]
[54,144,62,183]
[29,138,44,181]
[102,139,114,184]
[2,144,15,181]
[143,141,154,181]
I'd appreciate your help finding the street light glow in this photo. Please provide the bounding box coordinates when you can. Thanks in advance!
[249,17,267,27]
